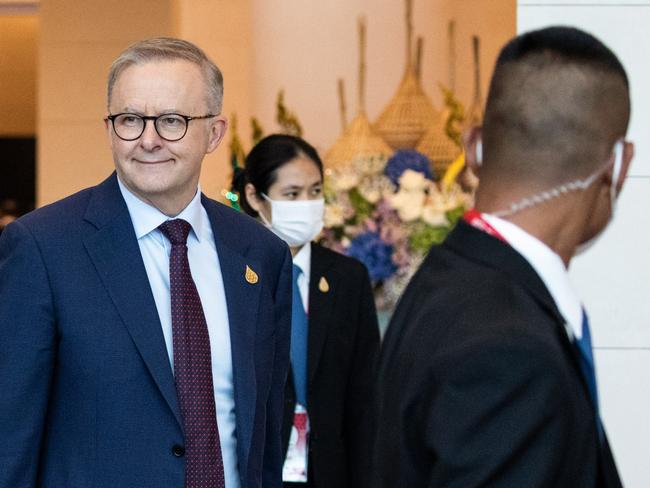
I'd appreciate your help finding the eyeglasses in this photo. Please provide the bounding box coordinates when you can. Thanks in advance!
[106,113,217,142]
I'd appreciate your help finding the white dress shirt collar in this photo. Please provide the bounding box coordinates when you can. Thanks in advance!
[117,177,205,243]
[293,242,312,282]
[292,242,312,313]
[482,213,583,339]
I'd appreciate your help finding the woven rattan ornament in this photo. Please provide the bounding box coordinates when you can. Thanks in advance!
[416,22,462,176]
[373,0,438,150]
[416,104,461,176]
[324,17,392,171]
[463,35,484,130]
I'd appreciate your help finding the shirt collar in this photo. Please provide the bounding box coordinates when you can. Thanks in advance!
[292,242,312,282]
[482,213,583,339]
[117,177,205,243]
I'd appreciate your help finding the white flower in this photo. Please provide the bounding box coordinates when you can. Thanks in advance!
[324,203,346,227]
[331,169,360,191]
[359,175,393,204]
[421,204,449,226]
[398,169,428,191]
[389,190,424,222]
[359,186,381,204]
[425,191,449,213]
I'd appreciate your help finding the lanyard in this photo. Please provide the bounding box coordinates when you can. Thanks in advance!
[463,209,508,244]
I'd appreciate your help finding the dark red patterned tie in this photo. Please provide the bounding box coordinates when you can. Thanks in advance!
[159,219,225,488]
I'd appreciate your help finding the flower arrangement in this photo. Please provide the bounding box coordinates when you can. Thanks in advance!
[224,87,475,313]
[320,149,472,311]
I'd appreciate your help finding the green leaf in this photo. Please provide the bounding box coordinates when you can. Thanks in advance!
[348,188,373,220]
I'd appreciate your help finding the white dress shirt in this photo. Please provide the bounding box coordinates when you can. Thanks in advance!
[118,178,240,488]
[292,242,311,313]
[482,213,583,340]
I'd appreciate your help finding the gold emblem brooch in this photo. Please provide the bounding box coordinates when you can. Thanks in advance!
[245,265,259,284]
[318,276,329,293]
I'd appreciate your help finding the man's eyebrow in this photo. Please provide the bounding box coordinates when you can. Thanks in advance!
[118,107,183,114]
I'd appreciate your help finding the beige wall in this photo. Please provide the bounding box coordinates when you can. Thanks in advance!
[37,0,252,205]
[175,0,254,200]
[249,0,516,156]
[448,0,515,119]
[0,14,37,136]
[37,0,176,205]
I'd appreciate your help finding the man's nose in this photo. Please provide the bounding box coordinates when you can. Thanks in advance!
[139,119,163,149]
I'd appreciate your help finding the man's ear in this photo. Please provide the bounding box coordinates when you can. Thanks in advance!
[463,126,483,174]
[206,116,228,154]
[104,117,113,146]
[614,140,634,194]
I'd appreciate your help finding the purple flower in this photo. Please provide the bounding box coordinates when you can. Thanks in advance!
[384,149,434,186]
[346,231,397,282]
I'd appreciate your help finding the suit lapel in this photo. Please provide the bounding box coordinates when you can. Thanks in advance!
[202,196,261,475]
[307,244,340,384]
[445,221,595,412]
[82,174,182,428]
[445,221,566,325]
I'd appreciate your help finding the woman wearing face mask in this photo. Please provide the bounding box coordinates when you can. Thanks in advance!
[232,134,379,488]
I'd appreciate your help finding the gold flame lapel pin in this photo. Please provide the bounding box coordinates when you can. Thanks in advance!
[318,276,330,293]
[245,265,259,285]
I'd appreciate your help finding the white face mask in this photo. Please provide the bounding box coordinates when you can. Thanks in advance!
[575,140,625,255]
[259,195,325,248]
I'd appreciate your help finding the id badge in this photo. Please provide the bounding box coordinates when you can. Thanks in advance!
[282,404,309,482]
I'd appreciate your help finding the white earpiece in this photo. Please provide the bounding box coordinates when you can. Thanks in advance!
[609,139,625,215]
[475,139,483,166]
[611,140,624,191]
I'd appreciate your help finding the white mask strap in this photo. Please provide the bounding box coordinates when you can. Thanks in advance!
[258,193,272,226]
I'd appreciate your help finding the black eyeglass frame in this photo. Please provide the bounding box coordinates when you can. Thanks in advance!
[106,113,217,142]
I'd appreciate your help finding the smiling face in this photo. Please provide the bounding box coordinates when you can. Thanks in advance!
[106,59,226,215]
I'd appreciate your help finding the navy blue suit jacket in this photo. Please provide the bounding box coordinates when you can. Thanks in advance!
[0,173,292,488]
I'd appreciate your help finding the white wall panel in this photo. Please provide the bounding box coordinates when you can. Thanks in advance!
[521,1,650,5]
[518,4,650,176]
[571,178,650,348]
[595,348,650,488]
[518,3,650,485]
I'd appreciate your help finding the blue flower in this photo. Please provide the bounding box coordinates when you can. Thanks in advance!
[384,149,434,187]
[346,231,397,282]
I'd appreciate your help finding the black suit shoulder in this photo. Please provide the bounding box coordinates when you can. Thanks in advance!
[374,226,606,488]
[282,242,378,488]
[311,242,370,282]
[385,236,562,354]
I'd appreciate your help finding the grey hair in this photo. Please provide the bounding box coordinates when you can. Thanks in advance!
[107,37,223,113]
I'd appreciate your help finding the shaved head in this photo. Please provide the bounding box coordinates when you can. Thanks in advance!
[481,27,630,186]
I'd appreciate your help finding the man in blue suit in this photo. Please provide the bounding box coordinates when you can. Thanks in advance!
[0,38,292,488]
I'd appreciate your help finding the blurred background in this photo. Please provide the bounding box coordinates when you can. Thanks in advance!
[0,0,514,209]
[3,1,650,486]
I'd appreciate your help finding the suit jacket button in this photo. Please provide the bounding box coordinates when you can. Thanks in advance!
[172,444,185,457]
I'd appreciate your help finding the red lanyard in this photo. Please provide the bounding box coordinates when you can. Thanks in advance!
[463,209,508,243]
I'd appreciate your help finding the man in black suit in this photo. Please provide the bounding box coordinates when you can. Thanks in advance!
[372,26,634,487]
